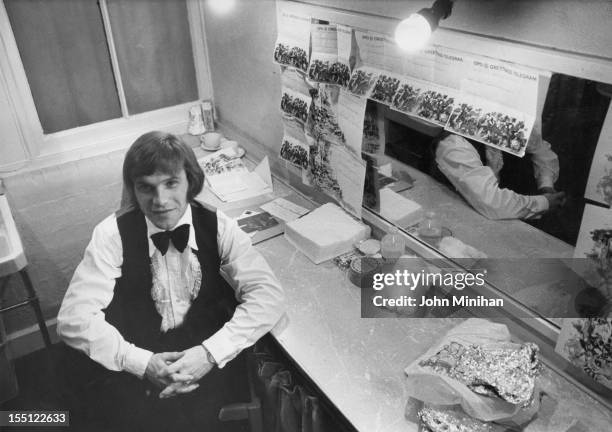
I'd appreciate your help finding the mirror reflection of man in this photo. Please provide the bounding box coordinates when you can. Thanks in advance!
[435,122,566,220]
[57,132,285,431]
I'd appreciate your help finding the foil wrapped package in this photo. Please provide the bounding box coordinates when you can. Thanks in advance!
[404,319,542,425]
[418,405,506,432]
[419,341,541,407]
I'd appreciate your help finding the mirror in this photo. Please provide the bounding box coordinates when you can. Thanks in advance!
[362,72,611,317]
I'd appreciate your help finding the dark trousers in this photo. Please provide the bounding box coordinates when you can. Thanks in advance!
[59,344,248,432]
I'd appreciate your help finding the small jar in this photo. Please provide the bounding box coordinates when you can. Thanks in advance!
[418,211,442,246]
[380,226,406,261]
[348,256,380,288]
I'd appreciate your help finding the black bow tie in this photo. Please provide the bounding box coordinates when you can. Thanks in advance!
[150,224,190,255]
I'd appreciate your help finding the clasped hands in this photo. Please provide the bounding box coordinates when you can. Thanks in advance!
[540,187,567,212]
[144,345,214,399]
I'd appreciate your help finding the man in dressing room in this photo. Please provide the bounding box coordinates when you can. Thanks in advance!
[57,131,285,431]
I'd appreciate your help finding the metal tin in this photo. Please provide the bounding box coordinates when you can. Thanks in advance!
[348,256,380,288]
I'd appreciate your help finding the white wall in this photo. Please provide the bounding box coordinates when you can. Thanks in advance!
[204,0,284,163]
[300,0,612,59]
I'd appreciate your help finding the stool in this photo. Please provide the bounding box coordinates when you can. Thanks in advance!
[0,194,51,348]
[0,269,52,348]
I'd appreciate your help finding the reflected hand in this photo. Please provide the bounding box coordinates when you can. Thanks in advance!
[544,191,566,212]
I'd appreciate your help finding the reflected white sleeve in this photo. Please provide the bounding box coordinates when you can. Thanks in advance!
[436,135,549,220]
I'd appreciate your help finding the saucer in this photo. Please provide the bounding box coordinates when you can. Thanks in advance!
[200,142,221,152]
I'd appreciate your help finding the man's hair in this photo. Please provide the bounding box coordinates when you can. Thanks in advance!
[122,131,204,208]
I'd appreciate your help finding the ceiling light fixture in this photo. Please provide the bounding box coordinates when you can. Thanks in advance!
[208,0,236,15]
[395,0,454,52]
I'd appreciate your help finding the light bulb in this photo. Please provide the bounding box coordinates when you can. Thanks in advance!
[394,13,432,52]
[208,0,236,15]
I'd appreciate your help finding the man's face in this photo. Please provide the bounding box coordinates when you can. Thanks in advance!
[133,169,189,230]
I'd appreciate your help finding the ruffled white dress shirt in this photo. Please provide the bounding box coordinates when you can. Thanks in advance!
[57,205,285,378]
[436,133,559,220]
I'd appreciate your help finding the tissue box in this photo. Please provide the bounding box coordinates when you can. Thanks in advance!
[379,188,424,228]
[284,203,370,264]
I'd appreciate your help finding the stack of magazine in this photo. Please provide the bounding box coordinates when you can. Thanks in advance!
[236,210,283,244]
[198,148,272,202]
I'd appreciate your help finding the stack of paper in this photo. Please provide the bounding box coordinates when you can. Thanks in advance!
[199,149,273,202]
[260,198,309,223]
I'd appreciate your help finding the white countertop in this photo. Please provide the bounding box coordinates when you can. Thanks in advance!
[253,233,611,432]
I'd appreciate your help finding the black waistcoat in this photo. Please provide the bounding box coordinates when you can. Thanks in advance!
[104,203,237,353]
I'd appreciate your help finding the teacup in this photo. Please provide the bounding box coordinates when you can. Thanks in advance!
[201,132,223,150]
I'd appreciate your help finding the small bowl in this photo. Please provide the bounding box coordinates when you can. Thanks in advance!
[220,140,246,158]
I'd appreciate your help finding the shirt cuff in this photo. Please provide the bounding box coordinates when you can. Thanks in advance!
[537,177,555,189]
[534,195,549,213]
[123,345,154,378]
[202,327,238,369]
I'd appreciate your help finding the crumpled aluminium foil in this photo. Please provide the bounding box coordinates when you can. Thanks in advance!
[419,341,541,407]
[418,407,494,432]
